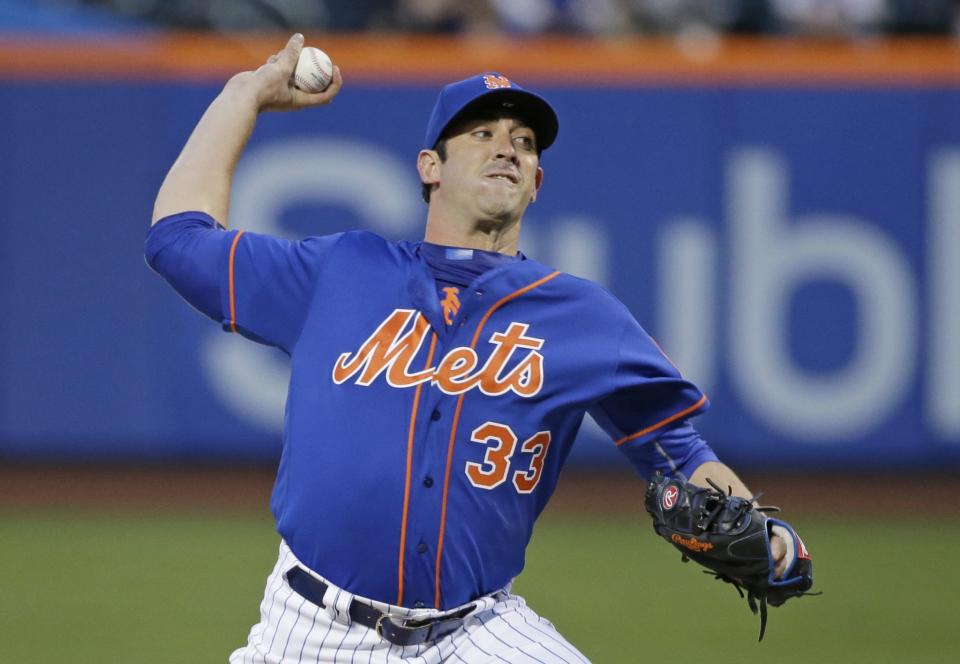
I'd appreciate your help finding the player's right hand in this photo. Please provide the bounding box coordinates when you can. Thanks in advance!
[230,33,342,112]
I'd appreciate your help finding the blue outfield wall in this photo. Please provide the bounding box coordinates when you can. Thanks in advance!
[1,78,958,469]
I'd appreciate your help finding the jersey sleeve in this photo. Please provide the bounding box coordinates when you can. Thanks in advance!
[588,312,709,453]
[616,421,719,481]
[145,211,340,353]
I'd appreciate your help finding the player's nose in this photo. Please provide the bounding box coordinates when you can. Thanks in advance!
[491,130,518,162]
[493,144,520,167]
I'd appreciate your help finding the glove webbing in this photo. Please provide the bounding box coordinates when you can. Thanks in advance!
[690,479,791,642]
[705,570,822,641]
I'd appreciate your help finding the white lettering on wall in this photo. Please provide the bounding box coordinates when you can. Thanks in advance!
[727,149,917,440]
[928,151,960,438]
[657,219,717,390]
[230,138,422,238]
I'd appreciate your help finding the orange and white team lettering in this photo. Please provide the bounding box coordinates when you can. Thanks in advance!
[332,309,545,397]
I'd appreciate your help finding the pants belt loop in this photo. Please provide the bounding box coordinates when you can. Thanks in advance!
[321,581,354,627]
[469,593,498,615]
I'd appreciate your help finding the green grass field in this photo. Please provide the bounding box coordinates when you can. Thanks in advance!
[1,508,955,663]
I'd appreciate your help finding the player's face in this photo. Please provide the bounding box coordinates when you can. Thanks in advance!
[434,114,543,225]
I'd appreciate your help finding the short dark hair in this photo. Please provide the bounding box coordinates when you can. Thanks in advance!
[421,139,448,204]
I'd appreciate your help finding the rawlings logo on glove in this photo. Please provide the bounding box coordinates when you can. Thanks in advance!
[644,472,819,641]
[670,533,714,553]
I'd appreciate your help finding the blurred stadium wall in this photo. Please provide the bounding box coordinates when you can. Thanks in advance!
[1,29,959,471]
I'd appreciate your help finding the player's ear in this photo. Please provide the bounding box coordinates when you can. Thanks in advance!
[530,166,544,203]
[417,150,441,187]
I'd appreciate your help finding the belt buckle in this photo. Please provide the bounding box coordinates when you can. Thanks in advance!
[376,607,469,645]
[375,613,393,639]
[376,612,427,646]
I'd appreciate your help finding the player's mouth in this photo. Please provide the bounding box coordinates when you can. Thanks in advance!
[485,171,520,184]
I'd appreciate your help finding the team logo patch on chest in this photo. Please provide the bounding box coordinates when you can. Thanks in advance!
[441,287,461,326]
[332,309,544,397]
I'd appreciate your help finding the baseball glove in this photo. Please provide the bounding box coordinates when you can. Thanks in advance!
[644,471,817,641]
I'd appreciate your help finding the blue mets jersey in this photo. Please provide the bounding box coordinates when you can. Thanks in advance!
[146,211,717,610]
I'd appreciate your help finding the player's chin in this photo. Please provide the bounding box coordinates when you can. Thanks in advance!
[476,197,522,222]
[478,184,525,210]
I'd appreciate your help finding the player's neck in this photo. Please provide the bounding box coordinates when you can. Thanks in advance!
[423,210,520,256]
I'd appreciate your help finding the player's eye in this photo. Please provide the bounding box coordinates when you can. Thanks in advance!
[472,129,492,139]
[514,135,535,151]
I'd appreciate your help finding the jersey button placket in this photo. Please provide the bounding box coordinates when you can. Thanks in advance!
[415,313,468,603]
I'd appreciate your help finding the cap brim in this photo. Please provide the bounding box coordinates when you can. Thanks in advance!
[440,88,559,152]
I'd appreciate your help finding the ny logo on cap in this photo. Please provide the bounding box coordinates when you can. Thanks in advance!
[483,75,511,90]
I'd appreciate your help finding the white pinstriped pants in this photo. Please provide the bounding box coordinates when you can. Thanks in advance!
[229,541,591,664]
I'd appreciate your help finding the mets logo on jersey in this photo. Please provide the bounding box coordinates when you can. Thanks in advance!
[332,309,544,397]
[440,287,461,326]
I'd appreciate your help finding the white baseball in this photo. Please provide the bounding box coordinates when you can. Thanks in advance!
[293,46,333,93]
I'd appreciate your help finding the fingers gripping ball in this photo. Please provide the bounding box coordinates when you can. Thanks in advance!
[644,472,819,641]
[294,46,334,93]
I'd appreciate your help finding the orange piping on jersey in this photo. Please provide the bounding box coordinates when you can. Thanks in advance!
[614,393,708,447]
[227,231,245,334]
[396,331,438,607]
[434,270,562,607]
[469,272,562,347]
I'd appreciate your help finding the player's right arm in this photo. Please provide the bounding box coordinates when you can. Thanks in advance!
[151,33,342,226]
[147,35,344,352]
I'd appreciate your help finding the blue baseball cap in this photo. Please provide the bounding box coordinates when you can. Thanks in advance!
[423,73,559,152]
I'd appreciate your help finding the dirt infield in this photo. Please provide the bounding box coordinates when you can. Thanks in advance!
[1,464,957,516]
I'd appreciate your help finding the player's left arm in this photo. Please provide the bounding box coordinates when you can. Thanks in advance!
[688,460,789,578]
[583,302,796,581]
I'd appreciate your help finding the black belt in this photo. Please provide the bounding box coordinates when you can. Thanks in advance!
[285,567,476,647]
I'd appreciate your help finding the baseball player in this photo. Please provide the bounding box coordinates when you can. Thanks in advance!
[146,34,794,662]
